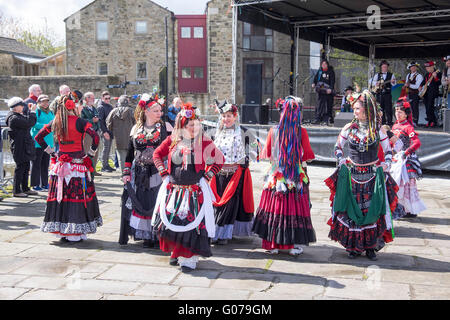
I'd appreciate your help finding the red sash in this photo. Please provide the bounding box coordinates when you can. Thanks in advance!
[209,166,254,214]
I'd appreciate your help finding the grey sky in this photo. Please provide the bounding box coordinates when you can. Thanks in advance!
[0,0,210,41]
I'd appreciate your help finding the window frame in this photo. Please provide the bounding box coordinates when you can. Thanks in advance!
[136,61,148,80]
[96,21,109,41]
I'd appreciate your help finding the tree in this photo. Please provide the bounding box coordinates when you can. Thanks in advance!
[0,9,65,56]
[330,48,369,91]
[19,31,64,56]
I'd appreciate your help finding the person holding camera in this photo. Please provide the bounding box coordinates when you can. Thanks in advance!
[5,97,38,198]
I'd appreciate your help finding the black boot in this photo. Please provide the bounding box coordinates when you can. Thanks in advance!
[143,240,154,248]
[348,251,360,259]
[169,258,178,266]
[366,249,377,261]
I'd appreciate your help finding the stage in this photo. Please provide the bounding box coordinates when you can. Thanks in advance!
[203,120,450,172]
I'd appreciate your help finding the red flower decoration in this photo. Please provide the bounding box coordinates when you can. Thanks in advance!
[59,154,73,163]
[139,100,147,109]
[83,156,94,173]
[65,100,76,110]
[186,213,195,222]
[152,131,160,140]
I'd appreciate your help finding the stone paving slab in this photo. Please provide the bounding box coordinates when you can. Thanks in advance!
[97,264,180,284]
[323,277,412,300]
[0,163,449,300]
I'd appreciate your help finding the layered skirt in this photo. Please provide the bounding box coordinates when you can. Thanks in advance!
[119,162,161,244]
[252,168,316,250]
[152,177,216,259]
[325,164,398,253]
[41,158,102,241]
[210,166,254,241]
[390,154,426,218]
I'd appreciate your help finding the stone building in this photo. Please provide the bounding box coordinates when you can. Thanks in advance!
[0,37,45,76]
[65,0,176,96]
[63,0,310,116]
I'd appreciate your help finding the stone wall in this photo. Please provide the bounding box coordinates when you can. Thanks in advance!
[206,0,310,107]
[0,53,14,76]
[65,0,176,96]
[207,0,233,102]
[0,75,120,109]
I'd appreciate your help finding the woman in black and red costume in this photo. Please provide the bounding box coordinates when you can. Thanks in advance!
[252,97,317,256]
[209,102,256,245]
[152,103,224,272]
[326,90,399,260]
[119,94,171,247]
[35,93,102,243]
[388,98,426,219]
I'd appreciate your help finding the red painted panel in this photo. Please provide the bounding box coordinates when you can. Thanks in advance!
[176,15,207,93]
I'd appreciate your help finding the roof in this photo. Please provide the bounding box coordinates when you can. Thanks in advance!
[0,37,45,58]
[64,0,174,22]
[234,0,450,59]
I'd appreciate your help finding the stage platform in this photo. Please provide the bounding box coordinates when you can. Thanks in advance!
[203,121,450,172]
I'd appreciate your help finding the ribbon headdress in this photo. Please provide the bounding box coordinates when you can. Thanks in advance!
[278,96,303,183]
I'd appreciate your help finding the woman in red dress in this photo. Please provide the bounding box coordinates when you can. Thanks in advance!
[389,98,426,219]
[252,97,317,255]
[152,103,224,272]
[35,93,102,243]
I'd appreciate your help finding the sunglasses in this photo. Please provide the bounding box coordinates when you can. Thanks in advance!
[104,97,111,100]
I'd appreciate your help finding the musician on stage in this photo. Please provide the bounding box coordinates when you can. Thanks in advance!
[404,62,423,127]
[371,60,396,126]
[442,55,450,109]
[312,60,335,125]
[421,61,442,128]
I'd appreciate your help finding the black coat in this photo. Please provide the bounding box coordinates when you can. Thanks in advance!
[97,100,114,139]
[5,111,37,163]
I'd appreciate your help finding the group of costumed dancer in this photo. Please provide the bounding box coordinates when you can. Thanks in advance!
[33,88,426,271]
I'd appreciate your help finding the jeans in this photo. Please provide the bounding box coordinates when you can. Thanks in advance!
[100,135,113,168]
[116,149,128,173]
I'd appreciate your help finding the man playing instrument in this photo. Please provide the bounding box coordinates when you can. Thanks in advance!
[404,62,423,127]
[442,55,450,109]
[421,61,442,128]
[371,60,396,126]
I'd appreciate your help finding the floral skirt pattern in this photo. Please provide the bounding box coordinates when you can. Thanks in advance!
[41,173,102,236]
[325,166,398,253]
[252,171,316,250]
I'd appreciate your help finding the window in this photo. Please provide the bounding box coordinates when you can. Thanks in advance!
[137,62,147,80]
[96,21,108,41]
[242,59,273,95]
[194,67,204,79]
[98,62,108,75]
[243,22,251,35]
[181,27,191,38]
[193,27,203,38]
[136,21,147,34]
[182,67,191,78]
[242,23,273,51]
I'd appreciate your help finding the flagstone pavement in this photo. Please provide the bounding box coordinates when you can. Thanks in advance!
[0,162,449,300]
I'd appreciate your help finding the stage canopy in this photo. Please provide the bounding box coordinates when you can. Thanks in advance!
[233,0,450,59]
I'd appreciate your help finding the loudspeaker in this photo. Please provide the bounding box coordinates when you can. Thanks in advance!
[241,104,269,125]
[245,64,262,105]
[444,109,450,133]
